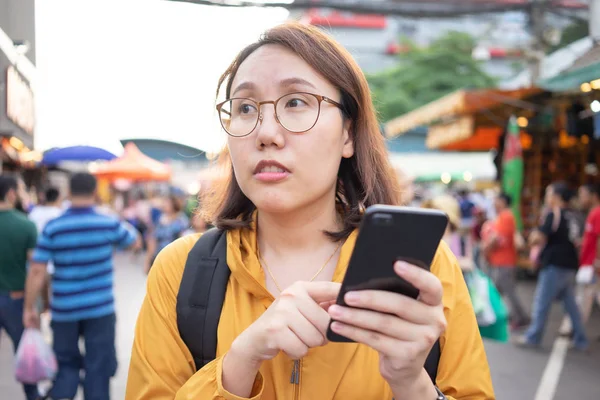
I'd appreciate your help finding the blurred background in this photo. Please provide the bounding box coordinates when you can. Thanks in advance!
[1,0,599,399]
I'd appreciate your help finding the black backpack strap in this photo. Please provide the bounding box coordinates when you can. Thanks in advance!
[424,339,441,384]
[176,228,230,370]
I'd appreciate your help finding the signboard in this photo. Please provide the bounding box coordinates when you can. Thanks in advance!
[305,9,387,29]
[6,66,35,136]
[425,116,474,149]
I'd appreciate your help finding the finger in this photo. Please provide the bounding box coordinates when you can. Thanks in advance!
[278,328,309,360]
[342,290,433,325]
[319,300,336,312]
[287,307,327,348]
[295,295,333,337]
[328,304,424,341]
[303,281,342,303]
[330,321,404,357]
[393,261,443,306]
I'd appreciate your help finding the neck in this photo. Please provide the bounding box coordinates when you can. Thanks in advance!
[0,201,14,211]
[257,195,340,256]
[70,197,96,208]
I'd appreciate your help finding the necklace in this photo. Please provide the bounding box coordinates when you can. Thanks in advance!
[259,241,344,293]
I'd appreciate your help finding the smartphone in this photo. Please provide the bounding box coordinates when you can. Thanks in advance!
[326,205,449,343]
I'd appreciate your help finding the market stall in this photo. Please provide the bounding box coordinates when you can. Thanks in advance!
[90,142,171,182]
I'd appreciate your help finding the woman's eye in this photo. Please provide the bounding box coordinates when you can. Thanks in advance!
[286,98,307,108]
[239,103,257,114]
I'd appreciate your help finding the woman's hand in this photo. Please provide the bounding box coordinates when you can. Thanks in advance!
[230,281,340,362]
[223,281,340,397]
[327,261,445,398]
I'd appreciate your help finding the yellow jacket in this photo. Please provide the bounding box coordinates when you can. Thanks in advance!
[126,228,495,399]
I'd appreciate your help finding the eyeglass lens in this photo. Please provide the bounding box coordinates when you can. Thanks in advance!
[219,93,320,137]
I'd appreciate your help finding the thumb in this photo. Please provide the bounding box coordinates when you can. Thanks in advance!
[304,281,341,303]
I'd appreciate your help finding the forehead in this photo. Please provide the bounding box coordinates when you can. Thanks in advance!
[230,44,333,96]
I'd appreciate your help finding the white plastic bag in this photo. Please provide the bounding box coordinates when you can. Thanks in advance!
[576,265,595,285]
[14,328,58,384]
[465,270,497,327]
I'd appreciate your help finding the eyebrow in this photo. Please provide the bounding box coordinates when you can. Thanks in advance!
[231,77,317,97]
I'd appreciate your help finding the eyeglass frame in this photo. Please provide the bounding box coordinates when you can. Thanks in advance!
[215,92,344,137]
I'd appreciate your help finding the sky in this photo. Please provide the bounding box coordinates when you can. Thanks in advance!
[34,0,290,155]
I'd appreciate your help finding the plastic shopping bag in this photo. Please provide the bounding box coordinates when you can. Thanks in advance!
[576,265,595,285]
[464,269,509,342]
[465,269,497,327]
[479,279,509,343]
[14,328,57,384]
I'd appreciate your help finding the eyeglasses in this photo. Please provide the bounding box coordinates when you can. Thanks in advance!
[216,92,343,137]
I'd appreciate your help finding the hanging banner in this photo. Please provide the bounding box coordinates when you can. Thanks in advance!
[502,115,524,232]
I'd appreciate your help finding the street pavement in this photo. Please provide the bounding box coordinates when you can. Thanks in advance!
[2,254,599,399]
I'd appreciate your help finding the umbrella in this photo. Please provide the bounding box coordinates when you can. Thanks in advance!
[41,146,117,166]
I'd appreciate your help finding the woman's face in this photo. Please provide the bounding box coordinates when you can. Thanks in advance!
[226,44,354,215]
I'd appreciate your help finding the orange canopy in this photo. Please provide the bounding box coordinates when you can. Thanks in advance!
[91,143,171,182]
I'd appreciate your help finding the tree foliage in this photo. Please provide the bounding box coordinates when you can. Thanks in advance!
[549,21,589,53]
[367,31,497,122]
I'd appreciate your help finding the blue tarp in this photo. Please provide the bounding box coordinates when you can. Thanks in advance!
[41,146,117,166]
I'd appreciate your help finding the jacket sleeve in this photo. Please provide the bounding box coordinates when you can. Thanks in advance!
[125,238,265,400]
[433,243,496,400]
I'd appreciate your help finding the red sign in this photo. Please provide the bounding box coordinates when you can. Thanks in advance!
[305,9,387,29]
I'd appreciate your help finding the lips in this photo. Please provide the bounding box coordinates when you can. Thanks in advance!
[253,160,290,174]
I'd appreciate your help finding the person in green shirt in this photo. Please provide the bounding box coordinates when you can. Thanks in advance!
[0,175,39,400]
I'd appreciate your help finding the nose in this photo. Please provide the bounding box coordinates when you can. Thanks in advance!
[255,104,284,148]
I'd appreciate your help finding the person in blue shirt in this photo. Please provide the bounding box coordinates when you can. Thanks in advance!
[23,172,139,400]
[144,195,189,274]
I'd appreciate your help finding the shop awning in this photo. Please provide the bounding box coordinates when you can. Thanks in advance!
[538,45,600,92]
[384,87,541,138]
[90,142,171,182]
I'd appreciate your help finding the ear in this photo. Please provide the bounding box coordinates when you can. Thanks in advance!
[341,119,354,159]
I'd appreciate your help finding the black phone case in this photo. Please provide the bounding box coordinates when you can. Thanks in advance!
[326,205,449,343]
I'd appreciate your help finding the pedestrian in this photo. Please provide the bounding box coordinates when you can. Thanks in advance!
[481,193,530,330]
[23,172,139,400]
[144,195,189,274]
[559,183,600,336]
[126,22,494,399]
[0,175,40,400]
[28,187,63,277]
[516,182,589,350]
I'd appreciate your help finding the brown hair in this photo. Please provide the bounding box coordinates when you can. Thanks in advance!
[201,22,402,241]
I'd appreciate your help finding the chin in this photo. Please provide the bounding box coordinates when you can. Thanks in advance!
[241,181,335,216]
[251,193,299,215]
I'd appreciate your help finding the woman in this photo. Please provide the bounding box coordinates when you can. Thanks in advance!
[126,22,494,399]
[518,182,588,350]
[144,195,189,273]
